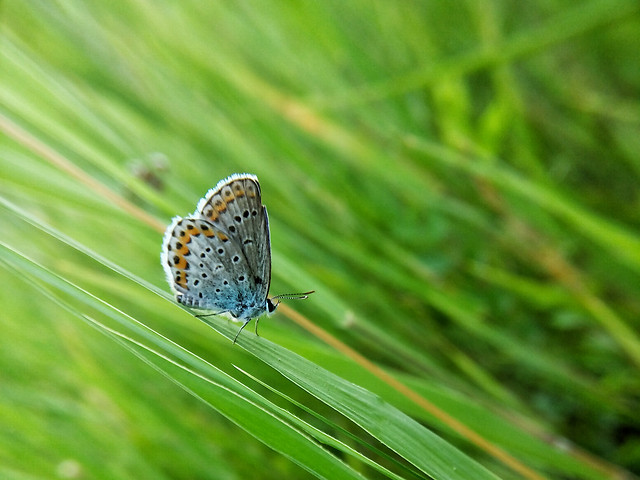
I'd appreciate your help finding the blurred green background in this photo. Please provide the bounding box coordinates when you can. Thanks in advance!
[1,1,639,479]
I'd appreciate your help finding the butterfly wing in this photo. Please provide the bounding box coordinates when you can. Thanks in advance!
[161,174,271,319]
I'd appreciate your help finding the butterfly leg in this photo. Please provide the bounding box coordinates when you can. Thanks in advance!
[195,311,229,319]
[233,320,251,344]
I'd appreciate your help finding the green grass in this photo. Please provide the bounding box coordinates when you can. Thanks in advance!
[1,1,639,479]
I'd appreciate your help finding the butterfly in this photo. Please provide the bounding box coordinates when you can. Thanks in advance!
[161,173,312,342]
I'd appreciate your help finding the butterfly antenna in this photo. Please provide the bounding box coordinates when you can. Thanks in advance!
[272,290,315,300]
[271,291,315,308]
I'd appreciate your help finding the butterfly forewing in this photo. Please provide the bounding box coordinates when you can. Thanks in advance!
[195,175,271,303]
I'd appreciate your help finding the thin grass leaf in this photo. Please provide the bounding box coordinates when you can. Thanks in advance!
[0,243,369,480]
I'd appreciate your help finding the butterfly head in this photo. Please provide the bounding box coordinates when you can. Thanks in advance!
[266,297,279,315]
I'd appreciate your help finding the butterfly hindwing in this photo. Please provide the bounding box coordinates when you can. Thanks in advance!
[161,217,250,311]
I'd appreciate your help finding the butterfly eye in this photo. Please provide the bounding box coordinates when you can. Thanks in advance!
[266,299,278,313]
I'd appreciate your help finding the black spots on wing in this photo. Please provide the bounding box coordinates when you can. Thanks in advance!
[251,210,258,217]
[194,279,200,286]
[217,247,224,255]
[238,275,245,282]
[243,210,250,218]
[243,238,253,245]
[228,225,236,233]
[232,255,240,263]
[254,276,262,285]
[234,215,242,223]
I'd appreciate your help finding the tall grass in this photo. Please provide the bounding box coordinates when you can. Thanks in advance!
[1,1,639,479]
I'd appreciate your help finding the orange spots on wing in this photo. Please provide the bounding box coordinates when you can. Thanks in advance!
[214,199,227,213]
[222,187,235,203]
[179,226,202,245]
[217,232,229,242]
[176,271,188,289]
[232,182,245,197]
[173,254,188,270]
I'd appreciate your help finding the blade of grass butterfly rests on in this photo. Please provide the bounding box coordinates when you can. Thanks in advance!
[0,242,369,480]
